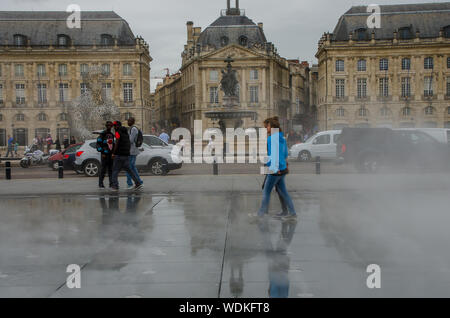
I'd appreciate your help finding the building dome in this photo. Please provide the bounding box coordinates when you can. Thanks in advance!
[197,12,267,49]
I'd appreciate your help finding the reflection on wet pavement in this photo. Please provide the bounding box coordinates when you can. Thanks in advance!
[0,189,449,297]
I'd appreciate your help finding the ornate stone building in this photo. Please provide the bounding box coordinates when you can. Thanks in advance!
[155,0,311,133]
[0,11,152,149]
[316,3,450,131]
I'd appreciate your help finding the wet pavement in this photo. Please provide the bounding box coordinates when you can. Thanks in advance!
[1,175,450,298]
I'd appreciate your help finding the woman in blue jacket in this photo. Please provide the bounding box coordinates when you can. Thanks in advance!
[257,117,297,220]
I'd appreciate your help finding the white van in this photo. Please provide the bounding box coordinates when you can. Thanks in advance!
[290,130,342,161]
[395,128,450,145]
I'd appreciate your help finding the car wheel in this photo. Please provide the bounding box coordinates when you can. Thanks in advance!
[83,160,100,177]
[149,159,168,176]
[298,151,312,162]
[360,154,381,174]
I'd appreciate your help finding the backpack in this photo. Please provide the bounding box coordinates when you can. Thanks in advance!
[133,127,144,148]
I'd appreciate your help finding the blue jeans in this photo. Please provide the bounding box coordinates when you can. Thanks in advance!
[258,175,296,216]
[126,155,143,186]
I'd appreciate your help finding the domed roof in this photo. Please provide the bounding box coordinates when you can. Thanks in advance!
[198,14,267,49]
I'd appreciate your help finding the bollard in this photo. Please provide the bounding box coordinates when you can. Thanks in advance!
[58,160,64,179]
[5,161,11,180]
[213,158,219,176]
[315,156,321,175]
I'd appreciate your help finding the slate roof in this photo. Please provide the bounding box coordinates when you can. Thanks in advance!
[197,13,267,49]
[0,11,136,46]
[332,2,450,41]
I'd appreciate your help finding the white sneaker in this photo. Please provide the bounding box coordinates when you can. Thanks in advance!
[127,185,134,190]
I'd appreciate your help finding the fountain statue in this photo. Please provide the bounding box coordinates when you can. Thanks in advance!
[67,66,120,141]
[221,56,239,107]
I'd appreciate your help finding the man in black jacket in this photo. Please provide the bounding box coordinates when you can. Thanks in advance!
[96,121,115,189]
[111,121,143,191]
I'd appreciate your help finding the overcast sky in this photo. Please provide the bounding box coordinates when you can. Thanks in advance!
[4,0,448,90]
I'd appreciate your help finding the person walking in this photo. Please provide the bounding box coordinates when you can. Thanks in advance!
[126,117,144,190]
[96,121,115,189]
[5,135,14,157]
[46,134,53,154]
[54,138,61,152]
[253,117,297,220]
[159,129,170,144]
[111,121,143,191]
[14,142,19,157]
[63,135,69,149]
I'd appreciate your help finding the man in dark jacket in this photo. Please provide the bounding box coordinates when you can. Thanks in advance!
[96,121,115,189]
[111,121,143,191]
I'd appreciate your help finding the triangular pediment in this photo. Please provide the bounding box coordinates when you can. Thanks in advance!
[202,44,267,60]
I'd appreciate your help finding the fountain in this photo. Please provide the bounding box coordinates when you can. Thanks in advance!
[67,66,120,141]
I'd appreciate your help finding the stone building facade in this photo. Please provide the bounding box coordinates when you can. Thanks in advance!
[154,1,312,133]
[0,11,152,149]
[316,3,450,131]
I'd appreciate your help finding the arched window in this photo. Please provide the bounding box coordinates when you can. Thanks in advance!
[220,36,229,47]
[38,112,47,121]
[336,60,345,72]
[425,106,435,115]
[124,112,133,121]
[399,27,412,40]
[14,34,27,47]
[358,106,368,117]
[59,113,68,121]
[336,107,345,117]
[57,34,70,47]
[16,113,25,121]
[402,107,411,116]
[239,36,248,46]
[101,34,113,46]
[357,59,366,72]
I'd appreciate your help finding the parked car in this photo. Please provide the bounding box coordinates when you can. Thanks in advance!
[396,128,450,145]
[290,130,341,161]
[143,135,174,148]
[48,143,83,170]
[336,128,450,173]
[73,140,182,177]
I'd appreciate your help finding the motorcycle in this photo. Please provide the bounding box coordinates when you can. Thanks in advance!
[20,145,49,168]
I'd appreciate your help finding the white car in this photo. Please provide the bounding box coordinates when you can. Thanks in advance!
[74,139,182,177]
[290,130,342,161]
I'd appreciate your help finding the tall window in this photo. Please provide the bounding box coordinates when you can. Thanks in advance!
[16,113,25,121]
[123,63,132,76]
[402,107,411,116]
[38,112,47,121]
[37,84,47,104]
[447,77,450,96]
[0,84,3,104]
[402,58,411,70]
[447,57,450,69]
[209,70,218,81]
[80,83,88,95]
[424,76,433,97]
[357,78,367,98]
[123,83,133,102]
[16,84,25,104]
[80,64,89,76]
[250,69,259,80]
[102,83,112,100]
[101,64,110,76]
[424,57,434,70]
[250,86,259,103]
[0,65,2,77]
[401,77,411,98]
[425,106,434,115]
[13,128,28,146]
[357,59,366,72]
[0,129,5,147]
[124,112,133,121]
[59,113,68,121]
[336,79,345,98]
[209,87,219,104]
[358,106,368,117]
[336,60,345,72]
[379,77,389,97]
[37,64,46,77]
[379,59,389,71]
[336,107,345,117]
[58,64,68,76]
[59,83,69,102]
[15,64,24,77]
